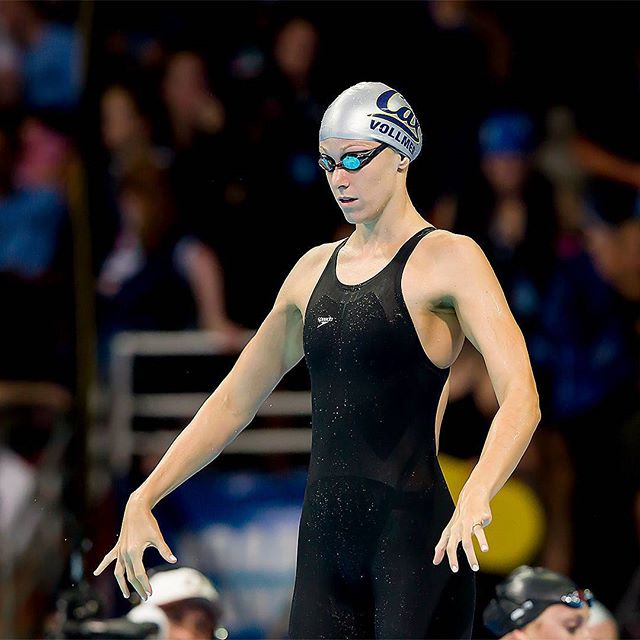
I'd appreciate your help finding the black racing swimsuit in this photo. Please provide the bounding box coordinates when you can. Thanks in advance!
[288,226,475,639]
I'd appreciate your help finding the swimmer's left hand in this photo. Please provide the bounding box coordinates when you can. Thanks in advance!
[432,489,492,574]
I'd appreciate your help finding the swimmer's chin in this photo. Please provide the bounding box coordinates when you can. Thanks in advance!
[338,202,368,222]
[342,211,362,224]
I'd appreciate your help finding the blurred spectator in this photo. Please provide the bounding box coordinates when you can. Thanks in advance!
[536,107,586,234]
[0,121,72,384]
[101,84,169,181]
[158,51,232,244]
[273,16,318,94]
[483,565,593,639]
[571,39,640,193]
[0,16,21,109]
[584,215,640,304]
[448,110,558,343]
[45,565,224,639]
[96,166,245,372]
[96,84,170,266]
[0,0,81,111]
[0,443,36,537]
[398,1,506,212]
[161,51,224,150]
[533,185,640,607]
[538,189,639,421]
[264,16,326,195]
[0,119,69,279]
[243,16,336,317]
[126,566,225,640]
[15,115,73,188]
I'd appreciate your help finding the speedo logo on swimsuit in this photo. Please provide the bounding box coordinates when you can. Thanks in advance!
[368,89,421,154]
[317,316,334,327]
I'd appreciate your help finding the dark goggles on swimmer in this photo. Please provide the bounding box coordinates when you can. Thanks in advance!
[318,142,389,172]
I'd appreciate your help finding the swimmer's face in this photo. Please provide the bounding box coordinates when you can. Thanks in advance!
[512,604,591,640]
[319,138,408,224]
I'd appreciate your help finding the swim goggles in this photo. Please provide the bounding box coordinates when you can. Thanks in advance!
[559,588,594,608]
[318,142,389,172]
[507,588,594,624]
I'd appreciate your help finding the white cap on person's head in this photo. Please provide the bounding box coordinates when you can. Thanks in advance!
[144,566,221,617]
[319,81,423,162]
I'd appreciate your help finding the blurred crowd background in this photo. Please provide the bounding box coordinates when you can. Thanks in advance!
[0,1,639,638]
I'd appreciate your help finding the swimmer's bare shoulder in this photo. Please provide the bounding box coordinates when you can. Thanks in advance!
[408,229,495,313]
[410,229,530,383]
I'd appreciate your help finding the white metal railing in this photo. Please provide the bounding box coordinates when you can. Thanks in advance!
[108,331,313,473]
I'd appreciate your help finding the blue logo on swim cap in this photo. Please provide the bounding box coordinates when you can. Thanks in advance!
[371,90,421,144]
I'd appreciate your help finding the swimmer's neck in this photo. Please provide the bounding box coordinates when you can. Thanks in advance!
[350,194,426,250]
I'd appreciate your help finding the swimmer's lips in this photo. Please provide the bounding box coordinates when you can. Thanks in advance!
[338,197,358,205]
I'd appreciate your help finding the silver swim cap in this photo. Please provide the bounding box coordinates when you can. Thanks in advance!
[319,81,422,162]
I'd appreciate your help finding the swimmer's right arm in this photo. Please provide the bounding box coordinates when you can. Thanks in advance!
[93,248,318,600]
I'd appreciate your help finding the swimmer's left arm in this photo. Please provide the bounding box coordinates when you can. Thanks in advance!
[432,233,541,573]
[448,234,541,499]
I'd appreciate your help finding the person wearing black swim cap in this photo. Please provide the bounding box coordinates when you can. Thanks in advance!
[484,565,594,639]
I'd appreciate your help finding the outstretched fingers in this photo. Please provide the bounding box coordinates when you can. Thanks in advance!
[93,530,177,601]
[155,536,178,565]
[461,527,479,572]
[432,526,450,567]
[94,546,133,600]
[434,517,490,573]
[114,557,130,599]
[124,548,151,601]
[445,528,462,572]
[93,547,117,577]
[433,510,462,573]
[473,522,490,553]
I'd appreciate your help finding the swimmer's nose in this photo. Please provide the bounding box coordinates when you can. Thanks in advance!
[330,166,350,189]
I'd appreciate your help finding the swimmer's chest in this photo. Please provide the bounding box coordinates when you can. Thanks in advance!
[302,258,455,370]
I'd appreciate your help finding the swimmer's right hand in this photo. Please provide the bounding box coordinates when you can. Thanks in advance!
[92,493,177,601]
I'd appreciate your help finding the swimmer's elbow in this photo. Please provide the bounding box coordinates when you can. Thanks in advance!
[519,386,541,429]
[500,376,540,426]
[532,396,542,427]
[219,368,279,425]
[525,373,541,426]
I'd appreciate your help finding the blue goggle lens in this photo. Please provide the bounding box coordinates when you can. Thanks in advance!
[341,155,362,170]
[318,153,364,172]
